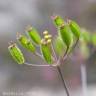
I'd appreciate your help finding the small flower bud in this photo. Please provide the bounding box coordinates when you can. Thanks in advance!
[47,39,52,44]
[43,30,48,35]
[41,39,47,45]
[47,35,52,38]
[44,35,49,40]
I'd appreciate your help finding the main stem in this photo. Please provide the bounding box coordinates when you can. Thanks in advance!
[57,66,70,96]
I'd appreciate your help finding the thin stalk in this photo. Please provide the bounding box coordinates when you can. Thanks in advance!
[62,47,69,61]
[57,66,70,96]
[81,64,87,96]
[24,62,51,67]
[70,38,79,54]
[33,52,48,63]
[24,62,58,67]
[51,43,58,61]
[34,52,43,59]
[62,38,79,61]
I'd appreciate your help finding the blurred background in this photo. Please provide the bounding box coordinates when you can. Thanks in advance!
[0,0,96,96]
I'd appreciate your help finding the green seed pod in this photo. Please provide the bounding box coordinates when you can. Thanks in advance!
[51,15,64,27]
[80,39,89,59]
[40,40,52,64]
[81,29,91,43]
[91,34,96,46]
[8,43,25,64]
[54,36,66,56]
[59,24,73,49]
[26,26,41,44]
[68,20,81,39]
[17,33,36,52]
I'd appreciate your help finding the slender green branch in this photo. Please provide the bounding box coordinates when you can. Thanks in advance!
[24,62,58,67]
[62,47,69,61]
[51,43,58,61]
[70,38,79,54]
[33,52,47,63]
[24,62,51,67]
[34,52,43,59]
[57,66,70,96]
[62,38,79,61]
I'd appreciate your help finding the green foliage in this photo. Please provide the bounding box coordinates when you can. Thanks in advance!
[8,43,25,64]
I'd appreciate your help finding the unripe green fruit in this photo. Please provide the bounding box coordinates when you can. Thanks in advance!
[52,15,64,27]
[26,26,41,45]
[40,41,52,64]
[17,34,36,52]
[69,20,81,39]
[59,24,73,48]
[8,43,25,64]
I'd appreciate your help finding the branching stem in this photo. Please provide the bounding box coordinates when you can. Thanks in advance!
[34,52,43,59]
